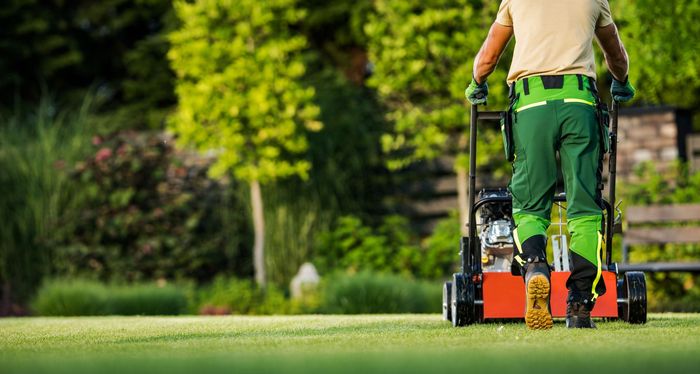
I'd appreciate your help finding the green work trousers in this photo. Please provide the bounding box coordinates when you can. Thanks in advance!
[508,74,606,303]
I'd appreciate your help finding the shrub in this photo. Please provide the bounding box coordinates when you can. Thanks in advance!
[419,212,461,279]
[32,279,187,316]
[320,271,440,314]
[314,213,459,280]
[314,215,421,276]
[109,284,187,315]
[32,280,110,316]
[50,131,252,283]
[195,276,295,315]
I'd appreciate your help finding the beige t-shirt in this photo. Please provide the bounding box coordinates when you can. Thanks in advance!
[496,0,614,83]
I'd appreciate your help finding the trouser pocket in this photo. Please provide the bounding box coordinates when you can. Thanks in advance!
[501,110,514,161]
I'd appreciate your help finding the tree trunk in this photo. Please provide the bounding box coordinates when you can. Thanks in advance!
[250,180,266,288]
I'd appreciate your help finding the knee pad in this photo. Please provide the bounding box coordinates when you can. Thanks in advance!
[568,215,603,265]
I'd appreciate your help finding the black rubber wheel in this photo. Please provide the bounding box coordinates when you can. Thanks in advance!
[619,271,647,324]
[451,273,476,327]
[442,281,452,322]
[616,278,624,320]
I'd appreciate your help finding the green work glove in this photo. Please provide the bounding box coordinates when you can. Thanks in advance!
[610,76,636,102]
[465,77,488,105]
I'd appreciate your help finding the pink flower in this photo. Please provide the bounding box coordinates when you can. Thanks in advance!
[95,148,112,162]
[92,136,102,146]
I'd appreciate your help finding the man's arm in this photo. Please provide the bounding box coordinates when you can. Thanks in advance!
[473,22,513,84]
[595,23,629,81]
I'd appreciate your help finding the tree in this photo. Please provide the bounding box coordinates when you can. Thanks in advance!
[614,0,700,110]
[168,0,321,287]
[365,0,510,233]
[0,0,176,128]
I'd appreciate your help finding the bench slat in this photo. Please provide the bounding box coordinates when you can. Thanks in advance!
[624,227,700,245]
[626,204,700,224]
[618,262,700,273]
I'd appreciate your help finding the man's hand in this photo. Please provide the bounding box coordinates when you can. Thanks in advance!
[611,76,635,102]
[465,78,489,105]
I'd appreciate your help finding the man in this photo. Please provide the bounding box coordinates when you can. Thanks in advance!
[465,0,635,329]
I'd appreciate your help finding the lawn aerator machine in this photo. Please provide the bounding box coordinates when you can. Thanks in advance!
[442,101,647,327]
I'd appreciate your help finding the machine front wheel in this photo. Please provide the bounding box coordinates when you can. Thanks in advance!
[619,271,647,324]
[451,273,476,327]
[442,281,452,322]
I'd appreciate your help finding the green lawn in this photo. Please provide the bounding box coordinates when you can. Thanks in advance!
[1,314,699,373]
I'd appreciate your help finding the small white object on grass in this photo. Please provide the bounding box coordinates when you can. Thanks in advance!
[290,262,320,299]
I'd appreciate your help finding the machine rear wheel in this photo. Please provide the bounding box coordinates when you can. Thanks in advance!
[451,273,476,327]
[616,278,624,320]
[442,281,452,322]
[619,271,647,324]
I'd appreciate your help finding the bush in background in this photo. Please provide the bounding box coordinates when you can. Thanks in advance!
[195,276,298,315]
[314,215,420,277]
[419,212,461,279]
[314,214,458,279]
[51,131,252,283]
[32,279,187,316]
[320,271,440,314]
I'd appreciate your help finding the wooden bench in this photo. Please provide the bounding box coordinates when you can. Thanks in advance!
[620,203,700,273]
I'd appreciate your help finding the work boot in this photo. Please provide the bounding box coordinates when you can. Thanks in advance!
[524,261,553,330]
[566,299,596,329]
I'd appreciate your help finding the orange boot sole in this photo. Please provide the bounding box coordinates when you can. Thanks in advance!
[525,274,553,330]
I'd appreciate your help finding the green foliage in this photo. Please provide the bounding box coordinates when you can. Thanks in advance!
[32,279,187,316]
[0,98,93,306]
[615,0,700,109]
[108,283,189,316]
[51,131,251,283]
[320,271,440,314]
[622,161,700,205]
[263,68,392,286]
[119,6,177,129]
[0,0,176,128]
[365,0,510,171]
[195,276,294,315]
[168,0,321,183]
[419,212,461,279]
[314,215,421,276]
[314,214,458,279]
[620,161,700,312]
[32,280,110,316]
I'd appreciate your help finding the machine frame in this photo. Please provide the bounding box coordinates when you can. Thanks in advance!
[443,102,647,326]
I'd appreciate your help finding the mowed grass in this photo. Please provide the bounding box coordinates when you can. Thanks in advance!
[1,314,700,373]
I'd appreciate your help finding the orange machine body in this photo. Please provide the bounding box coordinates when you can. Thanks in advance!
[481,271,618,319]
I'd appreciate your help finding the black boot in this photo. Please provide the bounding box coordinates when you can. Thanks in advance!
[566,296,596,329]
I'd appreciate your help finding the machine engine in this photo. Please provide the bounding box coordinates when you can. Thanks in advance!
[477,189,515,272]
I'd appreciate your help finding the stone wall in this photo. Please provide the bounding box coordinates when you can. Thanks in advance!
[614,106,693,180]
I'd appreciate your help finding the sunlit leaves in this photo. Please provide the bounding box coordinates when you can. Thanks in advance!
[168,0,321,184]
[365,0,511,171]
